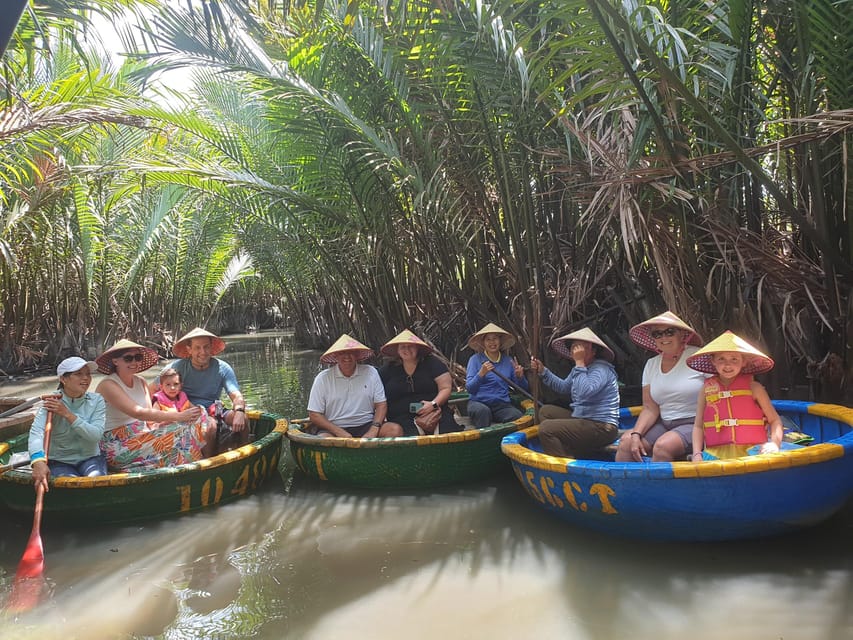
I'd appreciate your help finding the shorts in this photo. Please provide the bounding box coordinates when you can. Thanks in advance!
[643,417,694,452]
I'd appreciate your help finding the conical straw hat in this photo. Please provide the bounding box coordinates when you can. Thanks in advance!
[321,334,374,365]
[467,323,516,352]
[551,327,615,362]
[172,327,227,359]
[380,329,433,357]
[686,331,774,375]
[95,339,160,374]
[629,311,703,352]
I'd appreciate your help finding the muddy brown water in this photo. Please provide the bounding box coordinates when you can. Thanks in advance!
[1,332,851,639]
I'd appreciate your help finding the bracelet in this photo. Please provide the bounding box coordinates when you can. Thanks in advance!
[234,407,245,412]
[371,421,382,428]
[630,432,641,438]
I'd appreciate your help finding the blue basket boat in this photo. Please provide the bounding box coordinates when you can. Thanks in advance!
[501,400,853,541]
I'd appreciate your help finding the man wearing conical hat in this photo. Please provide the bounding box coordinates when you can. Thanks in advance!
[307,334,403,438]
[529,327,620,458]
[163,327,248,454]
[686,331,783,460]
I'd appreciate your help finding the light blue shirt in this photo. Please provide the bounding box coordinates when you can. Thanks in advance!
[28,391,106,463]
[541,359,620,426]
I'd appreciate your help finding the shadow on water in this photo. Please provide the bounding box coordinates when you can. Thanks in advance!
[2,464,852,639]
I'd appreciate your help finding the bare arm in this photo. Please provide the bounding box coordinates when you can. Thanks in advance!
[691,394,707,461]
[226,389,248,432]
[361,401,389,438]
[627,385,661,462]
[96,379,201,424]
[308,410,353,438]
[416,372,453,418]
[751,381,783,447]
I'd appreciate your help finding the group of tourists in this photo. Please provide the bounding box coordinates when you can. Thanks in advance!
[307,311,783,464]
[27,309,785,489]
[27,328,248,490]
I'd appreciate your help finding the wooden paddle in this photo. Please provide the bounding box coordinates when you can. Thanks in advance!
[0,396,41,419]
[6,410,52,613]
[488,367,543,407]
[0,458,32,473]
[530,280,542,424]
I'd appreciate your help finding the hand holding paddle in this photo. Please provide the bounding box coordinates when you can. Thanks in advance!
[6,410,52,612]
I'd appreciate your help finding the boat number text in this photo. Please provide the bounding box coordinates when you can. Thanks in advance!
[176,450,279,512]
[519,468,617,515]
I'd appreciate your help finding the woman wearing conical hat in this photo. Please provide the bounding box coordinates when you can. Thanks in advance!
[465,323,529,428]
[529,327,620,458]
[378,330,460,436]
[307,334,403,438]
[687,331,783,460]
[95,339,207,471]
[615,311,709,463]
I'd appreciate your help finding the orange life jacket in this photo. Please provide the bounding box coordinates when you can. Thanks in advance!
[702,373,767,447]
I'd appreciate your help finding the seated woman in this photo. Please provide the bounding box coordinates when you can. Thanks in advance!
[529,327,620,458]
[379,329,459,436]
[28,357,107,492]
[615,311,707,462]
[95,339,206,471]
[465,323,529,428]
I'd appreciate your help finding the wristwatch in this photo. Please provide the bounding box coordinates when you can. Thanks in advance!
[431,401,439,410]
[371,421,382,428]
[234,407,245,413]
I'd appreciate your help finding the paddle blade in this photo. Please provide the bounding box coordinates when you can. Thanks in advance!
[6,576,45,613]
[14,530,44,579]
[6,484,47,612]
[6,532,46,612]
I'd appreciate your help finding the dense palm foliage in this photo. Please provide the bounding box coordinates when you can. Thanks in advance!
[2,0,851,401]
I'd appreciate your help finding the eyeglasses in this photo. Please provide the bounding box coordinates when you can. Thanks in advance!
[650,328,679,339]
[121,353,145,362]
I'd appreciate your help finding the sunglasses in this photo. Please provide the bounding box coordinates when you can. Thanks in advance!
[121,353,145,363]
[650,328,679,339]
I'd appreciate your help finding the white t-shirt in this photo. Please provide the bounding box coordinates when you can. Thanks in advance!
[641,345,708,422]
[103,373,153,430]
[307,364,386,430]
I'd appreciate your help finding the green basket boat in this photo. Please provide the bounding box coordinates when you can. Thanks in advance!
[0,410,287,525]
[286,399,534,489]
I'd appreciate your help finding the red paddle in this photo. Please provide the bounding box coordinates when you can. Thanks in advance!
[6,410,53,613]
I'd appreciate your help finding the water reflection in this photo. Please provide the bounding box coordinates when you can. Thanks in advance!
[0,333,852,639]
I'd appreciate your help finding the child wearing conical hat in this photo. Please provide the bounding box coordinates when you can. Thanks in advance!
[686,331,783,460]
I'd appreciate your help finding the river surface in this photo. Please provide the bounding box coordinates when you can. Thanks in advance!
[1,332,851,640]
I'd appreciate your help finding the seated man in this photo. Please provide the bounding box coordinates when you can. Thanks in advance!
[165,327,248,454]
[308,334,402,438]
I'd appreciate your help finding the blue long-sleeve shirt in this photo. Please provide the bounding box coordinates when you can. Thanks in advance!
[541,359,619,426]
[466,352,529,406]
[28,391,106,464]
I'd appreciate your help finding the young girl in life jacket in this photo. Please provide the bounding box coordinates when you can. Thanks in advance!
[686,331,783,461]
[152,367,193,412]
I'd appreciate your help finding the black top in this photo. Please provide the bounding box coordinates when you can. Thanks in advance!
[379,354,459,435]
